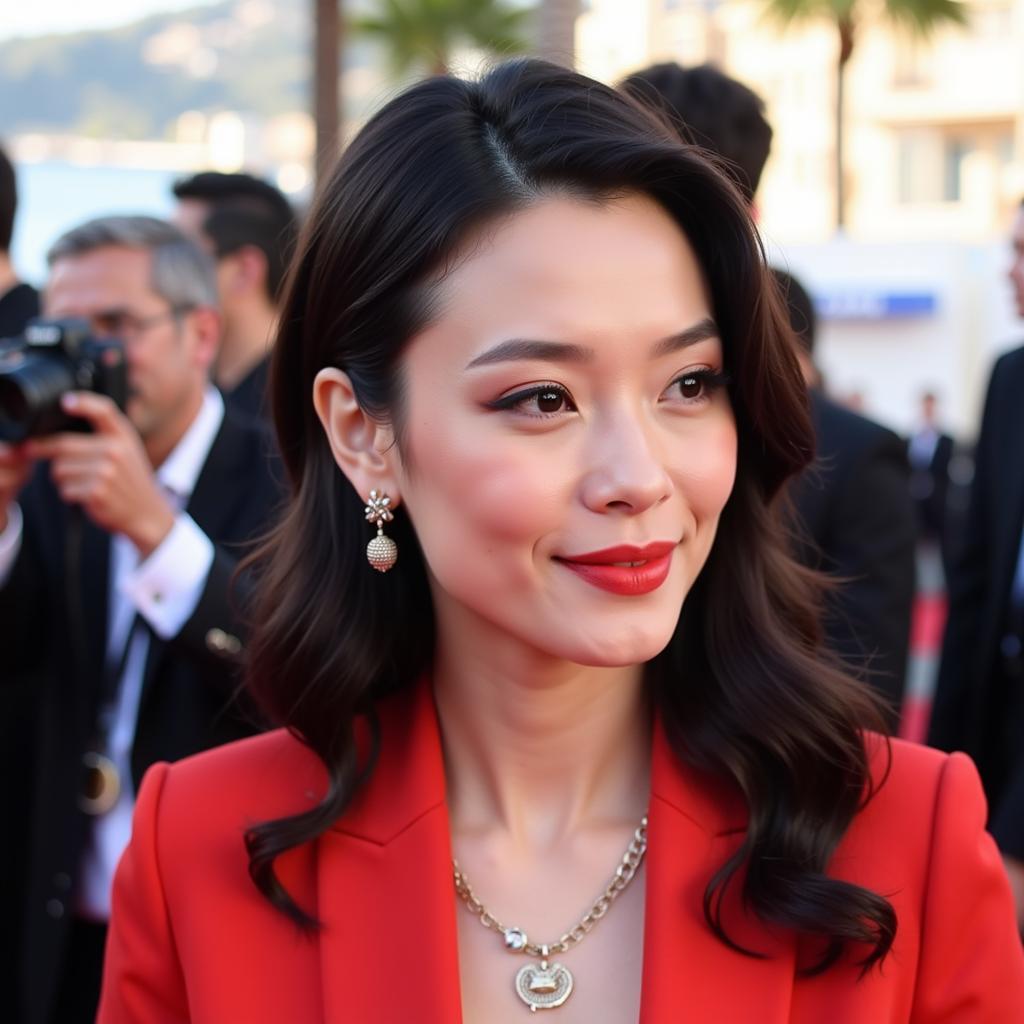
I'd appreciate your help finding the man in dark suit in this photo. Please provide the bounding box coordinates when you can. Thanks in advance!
[171,171,297,420]
[0,216,280,1024]
[774,270,917,721]
[930,198,1024,926]
[0,137,41,1017]
[907,391,954,548]
[0,142,39,337]
[623,64,917,720]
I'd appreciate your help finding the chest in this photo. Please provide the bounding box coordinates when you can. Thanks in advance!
[455,874,645,1024]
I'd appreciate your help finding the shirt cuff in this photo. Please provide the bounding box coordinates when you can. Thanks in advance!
[122,513,214,640]
[0,502,24,589]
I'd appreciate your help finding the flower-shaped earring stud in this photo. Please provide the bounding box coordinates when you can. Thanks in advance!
[364,489,397,572]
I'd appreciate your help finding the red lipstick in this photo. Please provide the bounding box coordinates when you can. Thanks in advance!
[555,542,677,596]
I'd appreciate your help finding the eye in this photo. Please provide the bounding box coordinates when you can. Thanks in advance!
[677,374,704,400]
[487,383,578,418]
[663,368,729,406]
[535,388,569,413]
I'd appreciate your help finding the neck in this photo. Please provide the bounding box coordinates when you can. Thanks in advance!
[0,253,18,295]
[434,626,651,850]
[215,300,276,391]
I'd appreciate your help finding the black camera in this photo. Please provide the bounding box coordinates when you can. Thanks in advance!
[0,318,128,442]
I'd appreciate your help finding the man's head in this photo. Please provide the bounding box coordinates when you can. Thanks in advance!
[921,391,938,426]
[1010,199,1024,319]
[45,216,219,448]
[771,267,818,387]
[171,171,297,314]
[0,143,18,256]
[622,62,772,205]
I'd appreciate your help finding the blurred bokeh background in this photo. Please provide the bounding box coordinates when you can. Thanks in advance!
[1,0,1022,437]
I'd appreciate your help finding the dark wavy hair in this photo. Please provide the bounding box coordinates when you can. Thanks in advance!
[245,59,895,974]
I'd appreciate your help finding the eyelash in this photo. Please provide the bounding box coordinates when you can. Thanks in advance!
[487,369,729,419]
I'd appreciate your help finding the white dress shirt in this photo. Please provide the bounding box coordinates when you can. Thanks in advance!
[0,386,224,919]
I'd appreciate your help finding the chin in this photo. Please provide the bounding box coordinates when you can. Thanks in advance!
[557,623,677,668]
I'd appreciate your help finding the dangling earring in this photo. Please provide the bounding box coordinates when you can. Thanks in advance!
[364,489,397,572]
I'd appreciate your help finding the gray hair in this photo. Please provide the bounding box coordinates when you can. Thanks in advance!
[47,214,219,310]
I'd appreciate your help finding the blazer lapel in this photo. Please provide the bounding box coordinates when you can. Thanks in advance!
[639,723,797,1023]
[316,681,463,1023]
[184,408,252,544]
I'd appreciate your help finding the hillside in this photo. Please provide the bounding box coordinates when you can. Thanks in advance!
[0,0,308,139]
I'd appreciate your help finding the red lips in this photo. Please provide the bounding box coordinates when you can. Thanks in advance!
[555,542,677,596]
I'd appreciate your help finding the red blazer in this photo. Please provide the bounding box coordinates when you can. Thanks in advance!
[99,680,1024,1022]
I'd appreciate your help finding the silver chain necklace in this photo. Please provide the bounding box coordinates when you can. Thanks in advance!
[452,815,648,1013]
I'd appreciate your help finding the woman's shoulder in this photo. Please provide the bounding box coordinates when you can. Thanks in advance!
[837,733,990,883]
[862,732,977,811]
[145,728,328,835]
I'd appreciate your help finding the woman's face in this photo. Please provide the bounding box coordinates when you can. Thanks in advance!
[392,193,737,667]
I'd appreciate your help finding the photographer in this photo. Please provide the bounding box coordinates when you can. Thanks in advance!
[0,216,281,1024]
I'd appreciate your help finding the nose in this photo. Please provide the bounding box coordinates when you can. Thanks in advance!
[579,408,673,515]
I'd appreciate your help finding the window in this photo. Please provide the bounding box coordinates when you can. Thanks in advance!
[943,138,970,202]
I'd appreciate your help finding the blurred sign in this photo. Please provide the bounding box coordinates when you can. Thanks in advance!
[816,290,938,320]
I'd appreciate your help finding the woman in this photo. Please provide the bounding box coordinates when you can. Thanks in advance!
[99,61,1024,1022]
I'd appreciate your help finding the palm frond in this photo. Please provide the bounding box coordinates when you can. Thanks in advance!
[351,0,532,75]
[762,0,853,29]
[883,0,967,34]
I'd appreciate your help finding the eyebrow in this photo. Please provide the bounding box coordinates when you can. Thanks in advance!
[465,317,719,369]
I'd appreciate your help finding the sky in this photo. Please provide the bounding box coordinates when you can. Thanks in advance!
[0,0,220,41]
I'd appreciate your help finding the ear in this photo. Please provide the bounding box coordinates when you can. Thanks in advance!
[232,245,269,296]
[185,306,222,374]
[313,367,401,506]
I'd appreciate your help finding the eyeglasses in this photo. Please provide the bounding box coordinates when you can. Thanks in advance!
[88,305,195,342]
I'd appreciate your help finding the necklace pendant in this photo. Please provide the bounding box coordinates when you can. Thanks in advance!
[514,960,573,1012]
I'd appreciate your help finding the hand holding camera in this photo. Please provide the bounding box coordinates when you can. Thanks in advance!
[26,392,176,556]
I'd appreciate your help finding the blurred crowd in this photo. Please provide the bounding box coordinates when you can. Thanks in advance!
[1,60,1023,1023]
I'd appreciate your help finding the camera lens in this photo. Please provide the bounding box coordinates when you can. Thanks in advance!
[0,354,77,442]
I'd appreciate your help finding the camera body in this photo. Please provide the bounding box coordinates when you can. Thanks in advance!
[0,318,128,442]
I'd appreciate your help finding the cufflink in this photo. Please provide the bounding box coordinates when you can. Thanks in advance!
[205,627,242,656]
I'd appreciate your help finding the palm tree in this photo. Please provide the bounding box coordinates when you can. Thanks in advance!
[353,0,532,78]
[763,0,966,230]
[314,0,342,184]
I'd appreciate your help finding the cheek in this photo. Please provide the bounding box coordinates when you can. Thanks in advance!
[402,416,568,557]
[673,417,738,520]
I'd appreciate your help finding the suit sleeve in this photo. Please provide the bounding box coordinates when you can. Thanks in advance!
[989,755,1024,860]
[165,545,253,675]
[98,762,190,1023]
[160,430,281,680]
[910,752,1024,1021]
[825,431,916,718]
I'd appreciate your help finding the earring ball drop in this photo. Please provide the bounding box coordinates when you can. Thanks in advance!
[365,489,398,573]
[367,533,398,572]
